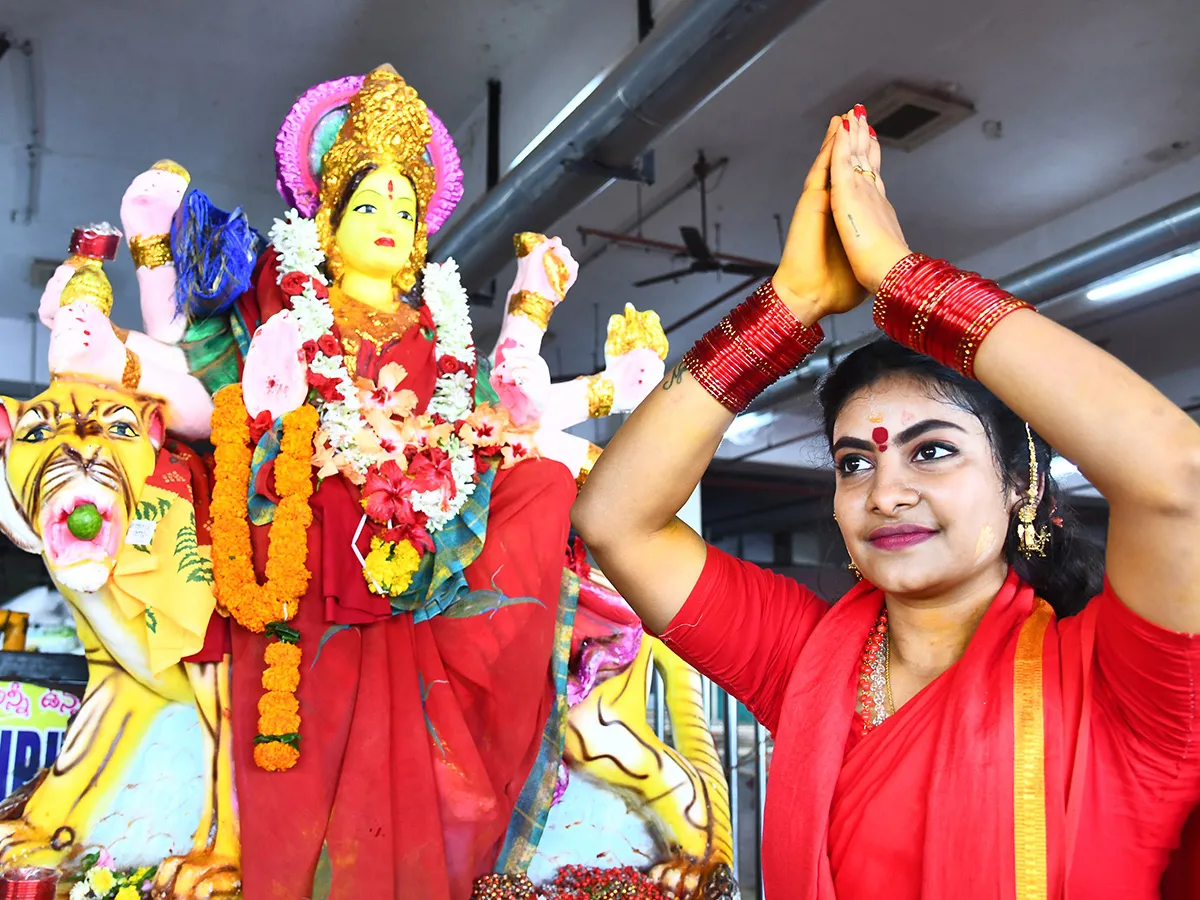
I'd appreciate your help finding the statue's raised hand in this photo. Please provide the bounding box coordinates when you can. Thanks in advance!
[120,164,189,241]
[828,106,911,294]
[47,302,126,385]
[38,264,75,329]
[604,347,665,414]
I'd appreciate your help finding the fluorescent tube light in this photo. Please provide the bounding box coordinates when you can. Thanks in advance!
[1086,248,1200,302]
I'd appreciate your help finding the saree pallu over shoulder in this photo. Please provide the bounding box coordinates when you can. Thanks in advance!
[767,572,1089,900]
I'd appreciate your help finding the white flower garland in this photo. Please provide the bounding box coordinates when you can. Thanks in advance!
[267,210,481,532]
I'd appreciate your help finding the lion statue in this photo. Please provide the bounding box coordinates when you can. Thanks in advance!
[0,377,238,899]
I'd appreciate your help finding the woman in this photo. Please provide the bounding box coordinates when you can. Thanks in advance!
[572,106,1200,897]
[175,68,575,899]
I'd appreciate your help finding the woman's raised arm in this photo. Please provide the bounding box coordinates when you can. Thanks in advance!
[831,108,1200,633]
[572,117,866,632]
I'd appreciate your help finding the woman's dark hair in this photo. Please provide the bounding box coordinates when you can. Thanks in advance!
[817,339,1103,617]
[329,164,425,307]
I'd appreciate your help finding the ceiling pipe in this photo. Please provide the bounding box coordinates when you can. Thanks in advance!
[430,0,825,291]
[749,190,1200,412]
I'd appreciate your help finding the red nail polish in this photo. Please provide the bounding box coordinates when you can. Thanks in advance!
[869,126,877,138]
[842,118,850,131]
[854,104,867,119]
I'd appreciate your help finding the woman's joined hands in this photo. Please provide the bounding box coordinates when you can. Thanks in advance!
[773,106,912,321]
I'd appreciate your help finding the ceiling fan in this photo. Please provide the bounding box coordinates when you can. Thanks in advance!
[632,151,774,288]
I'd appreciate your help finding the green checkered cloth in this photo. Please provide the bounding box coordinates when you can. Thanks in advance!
[494,568,579,873]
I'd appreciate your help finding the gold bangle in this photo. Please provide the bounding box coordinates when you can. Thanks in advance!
[576,442,603,490]
[507,290,556,331]
[121,348,142,391]
[128,233,173,270]
[583,375,615,418]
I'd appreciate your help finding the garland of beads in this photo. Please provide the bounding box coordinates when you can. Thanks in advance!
[856,607,891,735]
[470,866,670,900]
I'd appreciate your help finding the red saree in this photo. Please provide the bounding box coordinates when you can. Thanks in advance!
[228,253,575,899]
[659,547,1200,899]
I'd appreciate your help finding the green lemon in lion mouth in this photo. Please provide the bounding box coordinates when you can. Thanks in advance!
[66,504,103,542]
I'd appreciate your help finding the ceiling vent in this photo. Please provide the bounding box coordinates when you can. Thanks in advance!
[860,82,975,151]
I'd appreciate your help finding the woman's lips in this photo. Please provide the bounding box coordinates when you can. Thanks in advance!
[868,525,936,551]
[375,237,396,247]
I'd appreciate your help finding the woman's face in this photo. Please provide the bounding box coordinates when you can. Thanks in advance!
[831,373,1019,600]
[334,165,418,281]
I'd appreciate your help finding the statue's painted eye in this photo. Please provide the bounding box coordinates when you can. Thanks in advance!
[353,203,378,214]
[109,422,138,439]
[19,425,49,443]
[398,210,414,221]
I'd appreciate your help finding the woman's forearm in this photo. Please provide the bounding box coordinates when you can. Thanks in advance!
[572,361,732,547]
[974,309,1200,514]
[572,361,733,632]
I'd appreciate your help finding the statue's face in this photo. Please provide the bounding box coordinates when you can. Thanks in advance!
[0,381,163,593]
[334,165,418,282]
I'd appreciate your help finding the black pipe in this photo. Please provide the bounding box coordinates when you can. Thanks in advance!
[486,79,502,190]
[431,0,825,290]
[638,0,655,41]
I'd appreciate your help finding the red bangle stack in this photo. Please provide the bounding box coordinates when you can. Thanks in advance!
[873,253,1032,378]
[684,280,824,414]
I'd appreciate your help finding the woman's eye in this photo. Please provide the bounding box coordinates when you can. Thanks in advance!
[353,203,377,214]
[914,442,955,462]
[837,454,872,476]
[109,423,137,438]
[397,210,414,221]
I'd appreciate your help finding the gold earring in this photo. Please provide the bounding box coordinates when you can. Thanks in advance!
[1016,423,1050,559]
[848,559,862,580]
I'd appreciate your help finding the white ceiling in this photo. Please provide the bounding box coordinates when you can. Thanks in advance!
[2,0,1199,479]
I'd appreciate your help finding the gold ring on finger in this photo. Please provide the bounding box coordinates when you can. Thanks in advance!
[853,164,878,181]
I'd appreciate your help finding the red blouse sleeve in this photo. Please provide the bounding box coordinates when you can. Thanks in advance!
[655,544,828,733]
[1092,578,1200,798]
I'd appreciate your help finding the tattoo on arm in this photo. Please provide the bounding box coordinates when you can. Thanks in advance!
[847,214,861,238]
[661,362,687,391]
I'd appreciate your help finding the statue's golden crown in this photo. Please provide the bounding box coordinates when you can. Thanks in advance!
[315,67,437,281]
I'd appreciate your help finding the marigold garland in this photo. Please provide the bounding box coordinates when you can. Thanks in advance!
[253,741,300,772]
[211,383,318,771]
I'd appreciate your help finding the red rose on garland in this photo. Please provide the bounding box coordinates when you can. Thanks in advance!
[307,370,344,403]
[279,271,310,297]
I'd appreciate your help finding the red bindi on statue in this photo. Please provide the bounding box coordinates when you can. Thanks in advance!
[387,179,394,199]
[872,426,889,452]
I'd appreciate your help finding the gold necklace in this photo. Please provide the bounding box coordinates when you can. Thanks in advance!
[884,630,896,716]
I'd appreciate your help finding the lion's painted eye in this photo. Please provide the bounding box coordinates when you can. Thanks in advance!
[109,422,138,439]
[18,426,50,444]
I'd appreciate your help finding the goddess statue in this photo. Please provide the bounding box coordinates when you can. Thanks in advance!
[34,65,703,900]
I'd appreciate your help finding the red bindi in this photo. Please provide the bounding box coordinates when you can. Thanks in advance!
[387,179,394,199]
[872,426,889,452]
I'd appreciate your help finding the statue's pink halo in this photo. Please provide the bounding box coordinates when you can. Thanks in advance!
[274,74,464,235]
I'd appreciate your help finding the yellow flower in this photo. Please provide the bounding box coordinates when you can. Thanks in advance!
[88,867,116,895]
[363,538,421,598]
[116,886,140,900]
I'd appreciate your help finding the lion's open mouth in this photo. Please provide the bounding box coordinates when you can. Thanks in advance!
[39,485,121,569]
